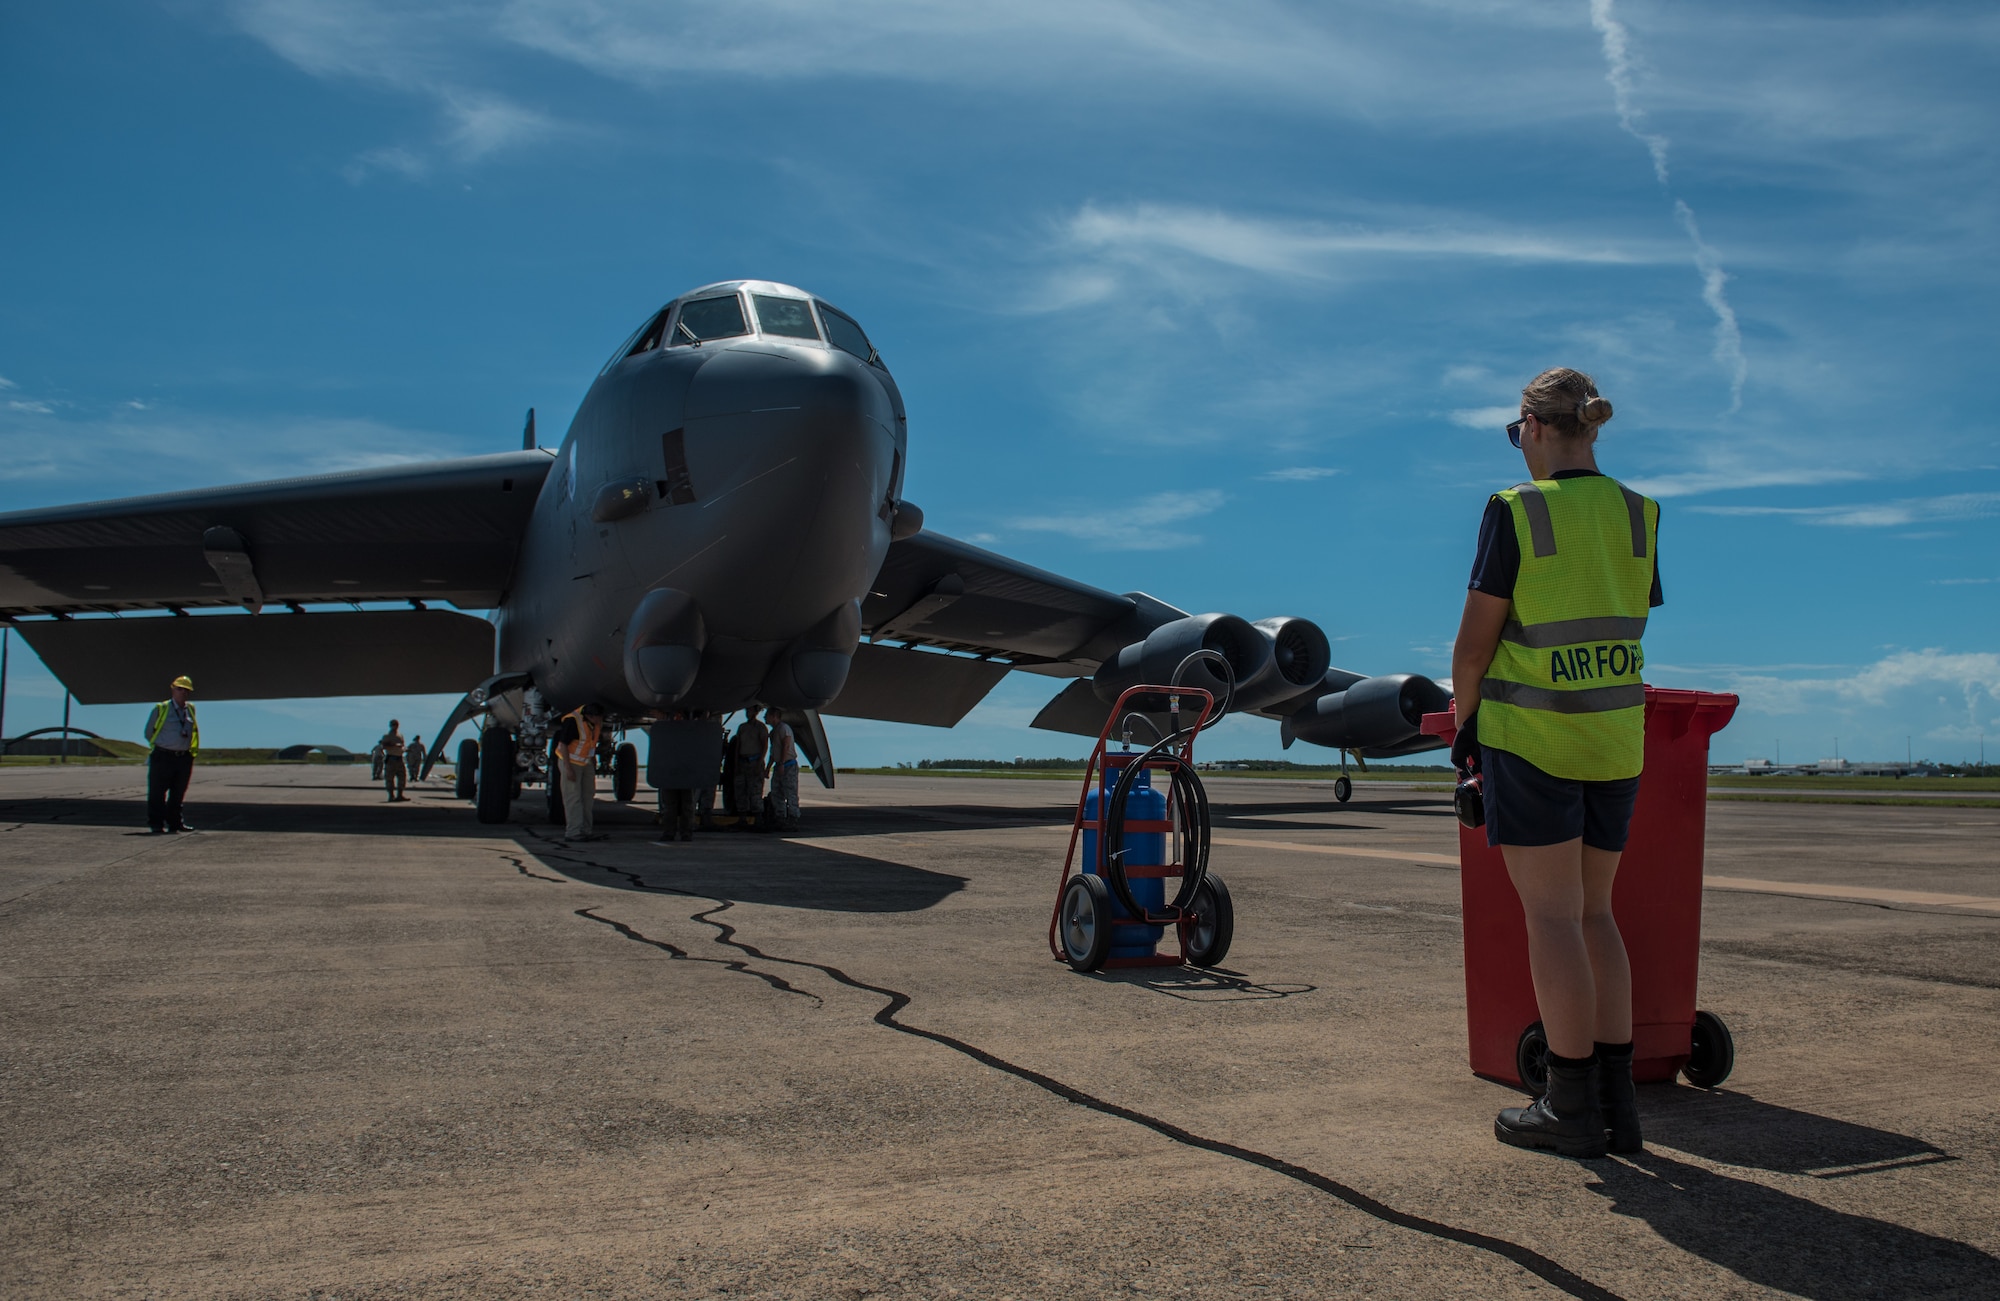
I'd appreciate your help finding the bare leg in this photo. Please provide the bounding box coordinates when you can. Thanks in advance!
[1580,845,1632,1044]
[1501,838,1595,1060]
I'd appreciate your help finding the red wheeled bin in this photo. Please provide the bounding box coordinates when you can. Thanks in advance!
[1421,687,1740,1091]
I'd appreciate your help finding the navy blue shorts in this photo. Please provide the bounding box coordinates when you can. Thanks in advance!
[1481,745,1640,851]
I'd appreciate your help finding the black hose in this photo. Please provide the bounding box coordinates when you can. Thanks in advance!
[1097,652,1230,925]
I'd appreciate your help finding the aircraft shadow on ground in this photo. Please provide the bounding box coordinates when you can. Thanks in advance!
[1589,1151,1998,1298]
[515,825,967,915]
[1643,1088,1955,1177]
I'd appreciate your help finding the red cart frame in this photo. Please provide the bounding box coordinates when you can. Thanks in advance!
[1046,683,1218,967]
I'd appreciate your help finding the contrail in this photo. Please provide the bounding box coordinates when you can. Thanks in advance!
[1587,0,1670,183]
[1675,201,1748,413]
[1589,0,1746,411]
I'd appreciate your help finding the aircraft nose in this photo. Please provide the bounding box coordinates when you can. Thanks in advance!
[676,346,899,638]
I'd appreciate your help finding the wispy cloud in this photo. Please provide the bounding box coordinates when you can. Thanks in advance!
[1930,577,1998,585]
[1449,405,1516,431]
[1258,466,1342,482]
[1060,203,1657,288]
[1690,492,2000,528]
[1716,648,2000,742]
[230,0,562,178]
[1009,489,1225,549]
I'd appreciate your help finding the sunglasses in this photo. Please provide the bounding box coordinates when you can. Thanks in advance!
[1506,415,1529,449]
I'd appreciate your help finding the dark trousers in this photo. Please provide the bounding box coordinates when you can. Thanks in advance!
[383,756,407,800]
[147,748,194,830]
[660,788,695,839]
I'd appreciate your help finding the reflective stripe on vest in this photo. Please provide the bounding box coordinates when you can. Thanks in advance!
[562,710,600,767]
[1478,475,1658,782]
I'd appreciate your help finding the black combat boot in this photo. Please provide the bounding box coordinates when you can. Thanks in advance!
[1496,1053,1607,1159]
[1597,1041,1642,1154]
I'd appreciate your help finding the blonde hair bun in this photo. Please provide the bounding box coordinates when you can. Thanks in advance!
[1579,395,1613,425]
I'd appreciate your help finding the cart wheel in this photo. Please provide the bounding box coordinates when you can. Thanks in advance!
[1059,874,1114,973]
[1333,776,1352,804]
[1682,1010,1735,1089]
[1516,1021,1550,1095]
[1182,873,1235,967]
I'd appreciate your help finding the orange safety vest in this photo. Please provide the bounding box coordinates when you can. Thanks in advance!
[560,709,601,767]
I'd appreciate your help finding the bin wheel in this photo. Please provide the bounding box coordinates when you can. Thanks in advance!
[1182,873,1235,968]
[1683,1010,1735,1089]
[614,742,639,803]
[1333,776,1352,804]
[1516,1021,1550,1095]
[454,739,479,800]
[475,731,516,825]
[1059,874,1114,973]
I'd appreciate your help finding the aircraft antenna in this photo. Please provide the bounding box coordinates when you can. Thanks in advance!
[522,408,537,450]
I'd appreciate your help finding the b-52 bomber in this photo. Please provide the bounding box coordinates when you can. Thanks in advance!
[0,280,1446,820]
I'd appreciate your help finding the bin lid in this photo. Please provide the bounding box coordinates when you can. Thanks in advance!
[1421,686,1738,745]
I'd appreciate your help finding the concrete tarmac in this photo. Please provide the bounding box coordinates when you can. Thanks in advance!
[2,764,1996,1300]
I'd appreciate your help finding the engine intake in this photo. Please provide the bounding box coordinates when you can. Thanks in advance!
[1233,616,1332,711]
[1280,673,1449,752]
[1091,614,1272,708]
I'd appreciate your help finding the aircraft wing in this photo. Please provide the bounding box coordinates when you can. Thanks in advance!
[830,529,1187,729]
[0,451,553,704]
[0,450,554,616]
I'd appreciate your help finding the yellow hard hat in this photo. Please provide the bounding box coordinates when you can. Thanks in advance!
[171,675,195,691]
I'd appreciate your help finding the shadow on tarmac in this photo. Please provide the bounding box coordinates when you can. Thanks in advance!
[1643,1088,1955,1177]
[1589,1151,1999,1298]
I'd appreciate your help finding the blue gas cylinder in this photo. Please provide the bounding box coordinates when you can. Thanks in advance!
[1083,755,1167,958]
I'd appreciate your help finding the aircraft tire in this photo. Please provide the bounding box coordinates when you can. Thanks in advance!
[614,742,639,803]
[455,739,479,800]
[1059,874,1113,973]
[1333,775,1352,803]
[476,731,515,825]
[1181,873,1234,967]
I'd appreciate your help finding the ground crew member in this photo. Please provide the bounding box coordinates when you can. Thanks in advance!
[1450,367,1661,1160]
[650,712,723,846]
[730,712,769,830]
[143,675,199,834]
[764,707,799,831]
[407,735,426,782]
[554,702,608,842]
[378,720,409,801]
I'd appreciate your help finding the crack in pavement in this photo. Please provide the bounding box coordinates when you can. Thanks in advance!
[516,832,1624,1301]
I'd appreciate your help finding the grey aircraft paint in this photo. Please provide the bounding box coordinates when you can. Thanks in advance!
[0,279,1445,820]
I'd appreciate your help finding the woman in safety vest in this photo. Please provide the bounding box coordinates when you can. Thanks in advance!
[1450,367,1661,1160]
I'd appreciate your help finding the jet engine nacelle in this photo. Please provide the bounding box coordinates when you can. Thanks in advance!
[624,587,707,708]
[1091,613,1273,707]
[1234,616,1333,712]
[1280,673,1450,751]
[759,600,862,710]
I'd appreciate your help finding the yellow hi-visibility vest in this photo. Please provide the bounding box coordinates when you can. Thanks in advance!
[144,700,200,757]
[1478,475,1659,781]
[560,708,600,768]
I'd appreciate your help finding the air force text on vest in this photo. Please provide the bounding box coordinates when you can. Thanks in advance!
[1549,642,1644,684]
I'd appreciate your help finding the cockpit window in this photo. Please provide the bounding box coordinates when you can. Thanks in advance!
[601,309,668,374]
[672,294,749,344]
[817,303,876,364]
[753,295,820,340]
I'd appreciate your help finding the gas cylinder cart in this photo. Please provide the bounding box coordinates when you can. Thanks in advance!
[1048,671,1236,973]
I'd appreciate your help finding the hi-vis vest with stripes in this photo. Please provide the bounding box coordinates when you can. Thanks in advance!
[1480,475,1659,782]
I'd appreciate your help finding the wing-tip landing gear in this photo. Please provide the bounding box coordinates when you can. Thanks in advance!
[1333,750,1353,804]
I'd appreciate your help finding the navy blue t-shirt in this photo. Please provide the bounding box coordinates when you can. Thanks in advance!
[1468,470,1663,606]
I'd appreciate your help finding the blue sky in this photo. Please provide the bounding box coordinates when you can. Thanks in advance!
[2,0,1996,766]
